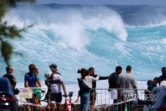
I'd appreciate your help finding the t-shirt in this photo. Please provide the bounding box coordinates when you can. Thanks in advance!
[160,80,166,86]
[83,75,99,88]
[3,74,15,87]
[24,72,37,87]
[158,75,163,85]
[50,73,63,93]
[118,73,137,94]
[108,73,119,88]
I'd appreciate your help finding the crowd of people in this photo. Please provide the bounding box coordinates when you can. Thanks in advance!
[1,64,166,111]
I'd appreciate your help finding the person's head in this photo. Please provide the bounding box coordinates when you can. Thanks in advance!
[147,80,153,84]
[115,66,122,74]
[49,64,57,73]
[29,64,36,74]
[162,67,166,73]
[88,67,95,75]
[162,70,166,80]
[77,68,87,79]
[83,70,89,79]
[126,65,132,73]
[6,65,13,74]
[153,77,159,84]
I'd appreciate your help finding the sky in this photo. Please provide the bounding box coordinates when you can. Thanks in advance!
[36,0,166,5]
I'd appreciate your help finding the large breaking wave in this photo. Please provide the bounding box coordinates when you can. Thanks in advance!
[1,5,166,85]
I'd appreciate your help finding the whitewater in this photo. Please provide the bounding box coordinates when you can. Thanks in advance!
[1,4,166,101]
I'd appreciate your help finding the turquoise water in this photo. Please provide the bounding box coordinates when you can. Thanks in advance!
[0,5,166,86]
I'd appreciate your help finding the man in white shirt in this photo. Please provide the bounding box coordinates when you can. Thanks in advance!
[48,64,67,111]
[118,65,138,111]
[160,70,166,86]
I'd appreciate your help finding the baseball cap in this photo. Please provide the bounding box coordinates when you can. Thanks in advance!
[49,64,57,72]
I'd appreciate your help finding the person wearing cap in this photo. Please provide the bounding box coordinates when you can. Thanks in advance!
[48,64,67,111]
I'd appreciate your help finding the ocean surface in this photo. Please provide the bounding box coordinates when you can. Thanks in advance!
[1,5,166,97]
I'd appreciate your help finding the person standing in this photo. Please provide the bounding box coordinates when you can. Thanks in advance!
[88,67,108,109]
[108,65,122,111]
[24,64,38,88]
[24,64,39,111]
[3,65,16,90]
[77,69,99,111]
[48,64,67,111]
[44,70,52,102]
[158,67,166,85]
[160,70,166,86]
[108,66,122,89]
[118,65,138,111]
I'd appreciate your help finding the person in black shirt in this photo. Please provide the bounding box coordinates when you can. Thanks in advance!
[88,67,109,109]
[108,66,122,103]
[158,67,166,85]
[3,65,16,88]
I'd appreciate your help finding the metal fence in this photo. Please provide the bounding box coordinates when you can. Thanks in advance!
[15,87,166,111]
[91,88,157,111]
[17,87,79,111]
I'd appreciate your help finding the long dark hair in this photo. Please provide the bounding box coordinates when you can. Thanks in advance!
[81,69,89,79]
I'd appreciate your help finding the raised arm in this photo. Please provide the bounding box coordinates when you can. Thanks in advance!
[99,76,109,80]
[91,75,100,81]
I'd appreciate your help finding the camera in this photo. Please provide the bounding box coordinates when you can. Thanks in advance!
[69,92,73,98]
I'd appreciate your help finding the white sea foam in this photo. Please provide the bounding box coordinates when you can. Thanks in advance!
[0,5,165,92]
[3,6,127,50]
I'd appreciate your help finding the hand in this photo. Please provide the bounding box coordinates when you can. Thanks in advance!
[74,99,79,103]
[63,93,68,98]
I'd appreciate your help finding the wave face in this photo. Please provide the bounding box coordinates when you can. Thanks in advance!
[1,5,166,84]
